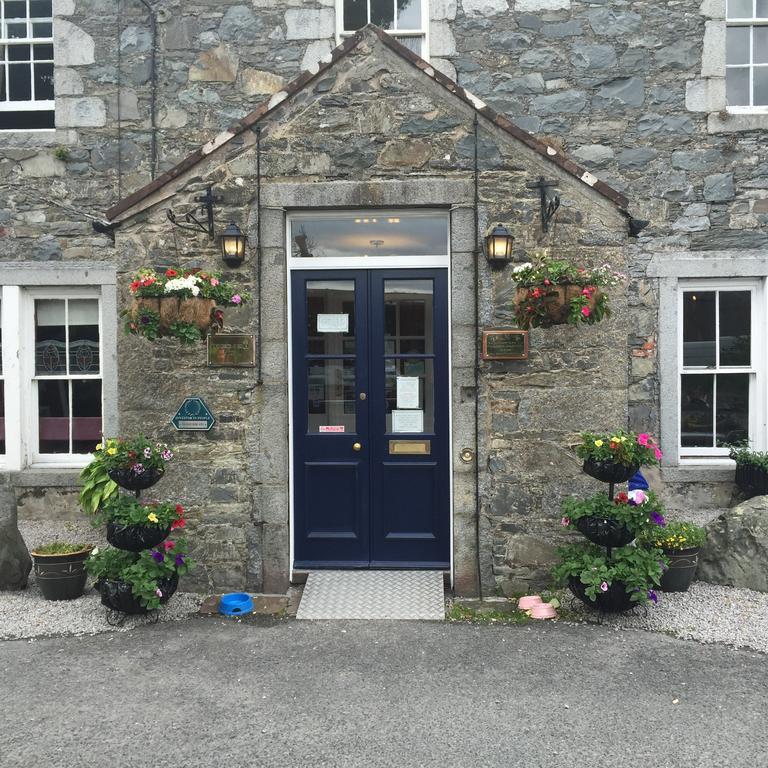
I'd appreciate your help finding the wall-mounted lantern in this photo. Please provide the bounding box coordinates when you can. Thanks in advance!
[484,223,515,269]
[219,222,248,268]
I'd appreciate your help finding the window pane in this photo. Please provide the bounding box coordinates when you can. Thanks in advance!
[719,291,751,365]
[385,359,434,434]
[370,0,395,29]
[728,0,754,18]
[0,66,4,101]
[35,300,67,374]
[33,44,53,60]
[8,44,31,61]
[8,63,31,100]
[727,26,750,64]
[5,2,29,19]
[33,62,53,100]
[758,0,768,16]
[755,26,768,62]
[755,66,768,104]
[72,380,102,453]
[291,214,449,258]
[397,0,422,29]
[391,34,423,55]
[717,374,749,446]
[0,380,5,455]
[384,279,433,354]
[0,299,3,376]
[0,109,55,129]
[343,0,368,30]
[32,22,52,37]
[683,291,716,367]
[30,0,53,16]
[727,67,751,105]
[7,22,27,38]
[38,379,70,453]
[681,374,714,448]
[69,299,100,374]
[308,359,356,434]
[306,280,356,355]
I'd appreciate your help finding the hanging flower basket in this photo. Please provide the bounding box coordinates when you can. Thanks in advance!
[106,522,172,552]
[574,516,635,548]
[107,466,165,492]
[514,284,603,328]
[130,296,216,334]
[582,457,640,484]
[98,574,179,615]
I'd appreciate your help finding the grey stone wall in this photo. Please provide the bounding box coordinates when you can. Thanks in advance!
[2,1,764,594]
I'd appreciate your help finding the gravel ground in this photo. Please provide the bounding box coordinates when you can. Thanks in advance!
[0,520,202,641]
[568,581,768,655]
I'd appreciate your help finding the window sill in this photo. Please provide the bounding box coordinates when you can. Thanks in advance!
[660,463,735,484]
[4,468,82,487]
[708,110,768,133]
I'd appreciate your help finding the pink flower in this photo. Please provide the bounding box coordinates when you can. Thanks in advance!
[628,489,647,505]
[155,588,163,598]
[581,287,592,297]
[163,540,175,551]
[560,516,570,527]
[637,433,650,447]
[210,277,219,286]
[231,294,242,305]
[654,446,662,460]
[581,306,591,317]
[600,582,608,592]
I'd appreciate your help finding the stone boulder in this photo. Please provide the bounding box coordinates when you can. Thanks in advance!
[698,497,768,592]
[0,484,31,590]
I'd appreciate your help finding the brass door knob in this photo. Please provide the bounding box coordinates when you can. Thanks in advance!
[353,442,362,451]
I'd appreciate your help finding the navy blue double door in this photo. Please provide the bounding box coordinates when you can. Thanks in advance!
[292,269,450,569]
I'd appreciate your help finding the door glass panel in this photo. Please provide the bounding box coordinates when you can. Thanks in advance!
[35,299,67,374]
[719,291,751,366]
[306,280,356,355]
[290,213,448,259]
[384,279,433,354]
[681,374,714,448]
[682,291,715,367]
[38,379,69,453]
[308,359,356,434]
[717,374,749,446]
[385,359,434,434]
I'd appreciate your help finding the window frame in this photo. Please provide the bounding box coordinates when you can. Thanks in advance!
[677,279,762,460]
[725,0,768,112]
[335,0,430,60]
[0,0,56,129]
[0,265,117,472]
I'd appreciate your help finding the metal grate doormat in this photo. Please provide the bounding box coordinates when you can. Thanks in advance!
[296,570,445,620]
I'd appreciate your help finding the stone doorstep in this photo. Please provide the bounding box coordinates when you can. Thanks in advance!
[451,597,519,615]
[199,593,293,617]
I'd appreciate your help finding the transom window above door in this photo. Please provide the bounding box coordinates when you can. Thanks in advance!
[288,211,449,269]
[337,0,428,58]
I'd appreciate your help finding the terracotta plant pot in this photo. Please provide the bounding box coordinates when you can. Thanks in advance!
[31,547,93,601]
[98,574,179,614]
[574,516,635,548]
[514,284,602,328]
[582,458,640,485]
[131,297,215,335]
[107,466,164,492]
[659,547,700,592]
[106,523,172,552]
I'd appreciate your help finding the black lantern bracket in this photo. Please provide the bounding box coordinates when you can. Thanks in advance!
[526,176,561,233]
[166,185,222,239]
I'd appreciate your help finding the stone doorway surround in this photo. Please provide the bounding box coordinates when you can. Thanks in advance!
[255,178,480,594]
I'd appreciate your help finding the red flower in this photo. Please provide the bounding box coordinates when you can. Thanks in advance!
[130,280,140,293]
[163,540,175,551]
[171,518,186,530]
[526,306,534,313]
[175,504,184,516]
[615,492,628,505]
[165,268,178,278]
[532,287,542,298]
[544,279,551,286]
[610,441,617,449]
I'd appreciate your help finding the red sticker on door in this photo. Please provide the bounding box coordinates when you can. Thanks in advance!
[319,426,345,433]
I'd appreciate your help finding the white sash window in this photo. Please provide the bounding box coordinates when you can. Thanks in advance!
[337,0,429,58]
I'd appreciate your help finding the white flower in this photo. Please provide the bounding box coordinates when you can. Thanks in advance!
[164,275,202,295]
[90,547,99,557]
[191,284,200,297]
[513,262,533,274]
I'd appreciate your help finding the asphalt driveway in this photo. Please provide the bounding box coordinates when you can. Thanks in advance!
[1,617,765,768]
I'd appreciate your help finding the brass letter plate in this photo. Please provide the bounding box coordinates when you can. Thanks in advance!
[389,440,431,455]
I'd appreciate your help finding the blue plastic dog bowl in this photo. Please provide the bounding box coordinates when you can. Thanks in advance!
[219,592,254,616]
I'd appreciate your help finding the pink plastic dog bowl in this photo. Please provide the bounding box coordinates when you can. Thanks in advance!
[530,602,557,620]
[517,595,543,610]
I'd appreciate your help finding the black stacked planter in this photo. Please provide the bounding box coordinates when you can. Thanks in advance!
[99,468,171,615]
[569,460,637,614]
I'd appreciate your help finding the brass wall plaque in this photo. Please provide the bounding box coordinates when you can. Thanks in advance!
[389,440,431,455]
[207,334,256,367]
[481,329,529,361]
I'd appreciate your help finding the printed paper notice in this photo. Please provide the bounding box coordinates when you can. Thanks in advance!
[396,376,420,409]
[319,425,345,433]
[392,410,424,433]
[317,314,349,333]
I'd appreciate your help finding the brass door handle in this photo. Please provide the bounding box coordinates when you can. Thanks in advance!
[353,442,362,451]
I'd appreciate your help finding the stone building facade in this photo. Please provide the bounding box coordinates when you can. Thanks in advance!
[1,1,765,595]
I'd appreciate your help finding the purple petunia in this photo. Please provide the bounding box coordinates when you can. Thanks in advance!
[151,550,164,563]
[651,511,666,527]
[175,554,185,567]
[162,449,173,461]
[140,314,151,325]
[648,589,658,604]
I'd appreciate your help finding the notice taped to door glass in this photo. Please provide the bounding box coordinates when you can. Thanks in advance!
[317,314,349,333]
[392,410,424,433]
[396,376,420,409]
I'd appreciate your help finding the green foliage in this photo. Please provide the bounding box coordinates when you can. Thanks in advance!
[94,435,174,472]
[727,442,768,469]
[53,146,70,162]
[168,320,204,344]
[552,543,666,603]
[446,603,532,625]
[79,452,119,516]
[92,494,185,529]
[638,520,707,551]
[85,540,194,611]
[123,306,161,340]
[561,490,668,538]
[576,429,661,467]
[32,541,90,555]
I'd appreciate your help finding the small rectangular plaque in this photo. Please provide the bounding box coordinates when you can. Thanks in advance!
[396,377,420,409]
[481,329,529,361]
[389,440,431,455]
[317,313,349,333]
[392,410,424,434]
[207,334,256,367]
[319,425,345,433]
